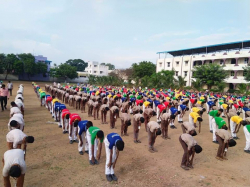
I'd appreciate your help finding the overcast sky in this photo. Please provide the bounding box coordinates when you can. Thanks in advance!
[0,0,249,69]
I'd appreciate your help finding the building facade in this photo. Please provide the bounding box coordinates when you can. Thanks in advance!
[84,61,110,76]
[156,40,250,90]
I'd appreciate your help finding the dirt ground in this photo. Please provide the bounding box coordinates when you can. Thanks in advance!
[0,81,249,187]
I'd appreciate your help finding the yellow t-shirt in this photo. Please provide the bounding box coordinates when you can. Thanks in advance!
[192,107,200,113]
[144,101,150,107]
[190,112,200,123]
[197,101,202,105]
[221,104,228,109]
[231,116,242,124]
[52,98,59,105]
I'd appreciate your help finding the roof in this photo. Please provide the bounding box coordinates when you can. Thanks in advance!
[157,40,250,56]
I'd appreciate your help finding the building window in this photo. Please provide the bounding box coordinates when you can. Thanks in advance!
[94,71,97,73]
[231,71,234,76]
[185,61,188,66]
[159,63,162,68]
[176,61,179,66]
[184,71,187,76]
[244,58,249,64]
[184,81,187,86]
[175,71,178,76]
[220,60,224,65]
[100,71,103,74]
[167,62,170,67]
[94,65,97,67]
[231,59,236,64]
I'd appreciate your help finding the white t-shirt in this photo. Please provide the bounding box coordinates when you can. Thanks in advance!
[10,107,21,116]
[8,114,24,131]
[3,149,26,177]
[6,129,27,148]
[15,100,24,110]
[15,94,23,101]
[7,83,13,89]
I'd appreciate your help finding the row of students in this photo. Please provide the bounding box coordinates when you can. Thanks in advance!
[33,83,126,182]
[3,84,35,187]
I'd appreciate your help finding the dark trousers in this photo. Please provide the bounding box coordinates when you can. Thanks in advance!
[0,96,7,111]
[8,89,12,96]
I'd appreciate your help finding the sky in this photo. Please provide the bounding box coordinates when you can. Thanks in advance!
[0,0,249,69]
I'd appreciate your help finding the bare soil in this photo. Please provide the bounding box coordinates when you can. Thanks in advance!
[0,81,249,187]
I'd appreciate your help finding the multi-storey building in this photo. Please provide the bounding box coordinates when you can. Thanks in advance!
[156,40,250,90]
[84,61,110,76]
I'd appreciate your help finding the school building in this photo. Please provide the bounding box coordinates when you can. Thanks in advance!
[156,40,250,90]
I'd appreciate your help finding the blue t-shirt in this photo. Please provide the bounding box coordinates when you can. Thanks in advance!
[180,104,186,111]
[243,107,250,112]
[107,133,122,150]
[170,107,178,114]
[78,120,88,135]
[207,101,214,107]
[54,102,61,110]
[59,104,67,111]
[154,100,160,107]
[130,98,136,102]
[45,95,51,99]
[121,98,127,103]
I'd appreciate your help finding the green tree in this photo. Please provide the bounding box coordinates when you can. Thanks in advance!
[243,66,250,82]
[174,76,186,90]
[191,79,203,91]
[192,64,228,89]
[18,53,36,79]
[235,83,247,94]
[0,53,6,73]
[65,59,88,71]
[132,61,156,78]
[13,60,24,75]
[49,68,57,81]
[36,62,48,74]
[56,63,78,81]
[3,54,19,79]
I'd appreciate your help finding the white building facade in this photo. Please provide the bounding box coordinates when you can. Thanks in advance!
[156,40,250,90]
[84,61,110,76]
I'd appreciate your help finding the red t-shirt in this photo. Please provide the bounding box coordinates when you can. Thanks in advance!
[157,104,166,112]
[190,99,196,104]
[233,104,239,109]
[62,109,70,119]
[69,113,81,125]
[136,100,143,106]
[46,96,52,102]
[238,101,243,107]
[163,101,170,107]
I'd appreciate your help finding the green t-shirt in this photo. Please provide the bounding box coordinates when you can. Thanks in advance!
[209,110,220,117]
[214,117,226,129]
[219,101,224,105]
[40,92,46,98]
[88,126,103,145]
[246,125,250,133]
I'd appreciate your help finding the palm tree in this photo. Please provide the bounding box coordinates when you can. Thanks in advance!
[236,83,247,94]
[175,76,186,90]
[191,79,203,91]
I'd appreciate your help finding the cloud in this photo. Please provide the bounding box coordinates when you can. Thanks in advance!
[147,30,199,42]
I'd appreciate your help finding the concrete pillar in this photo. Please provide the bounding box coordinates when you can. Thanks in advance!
[202,60,204,65]
[235,58,239,66]
[212,59,215,64]
[233,83,237,89]
[233,70,238,79]
[223,59,226,66]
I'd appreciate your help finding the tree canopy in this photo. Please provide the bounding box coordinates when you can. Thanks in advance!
[243,66,250,82]
[132,61,156,78]
[55,63,78,81]
[192,64,228,89]
[65,59,88,71]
